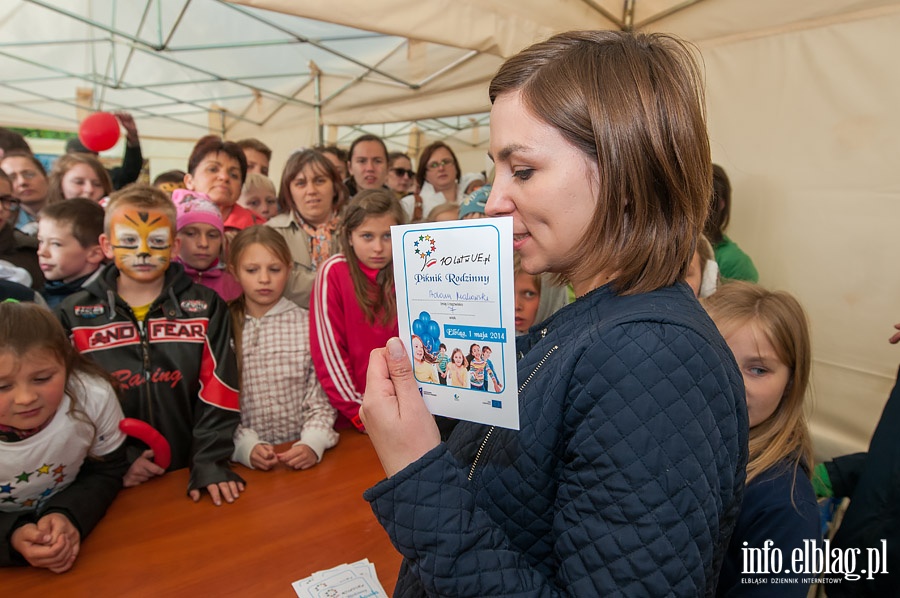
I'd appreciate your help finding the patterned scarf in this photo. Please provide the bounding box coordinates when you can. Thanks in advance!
[297,211,340,269]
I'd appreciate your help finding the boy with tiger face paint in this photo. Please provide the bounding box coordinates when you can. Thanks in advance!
[59,184,245,507]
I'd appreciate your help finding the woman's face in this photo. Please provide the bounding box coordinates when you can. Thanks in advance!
[387,156,414,196]
[412,336,424,361]
[2,155,49,211]
[62,163,105,201]
[424,147,458,193]
[290,164,335,227]
[486,91,601,294]
[185,151,243,209]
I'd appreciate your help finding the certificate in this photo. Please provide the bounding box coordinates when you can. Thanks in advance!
[392,217,519,430]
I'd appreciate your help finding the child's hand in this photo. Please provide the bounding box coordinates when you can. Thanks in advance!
[277,444,318,470]
[11,514,80,573]
[250,443,278,471]
[189,480,245,506]
[123,449,166,487]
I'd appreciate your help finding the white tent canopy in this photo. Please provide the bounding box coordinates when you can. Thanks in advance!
[2,0,900,458]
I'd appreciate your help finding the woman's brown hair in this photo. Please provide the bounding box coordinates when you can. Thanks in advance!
[489,30,711,295]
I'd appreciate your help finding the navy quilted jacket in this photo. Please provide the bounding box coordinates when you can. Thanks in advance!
[365,282,748,597]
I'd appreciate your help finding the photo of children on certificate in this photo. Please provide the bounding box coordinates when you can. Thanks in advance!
[392,217,518,430]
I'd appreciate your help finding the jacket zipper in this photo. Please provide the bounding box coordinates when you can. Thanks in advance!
[467,344,559,481]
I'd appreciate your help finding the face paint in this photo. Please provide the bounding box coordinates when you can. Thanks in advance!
[108,208,174,283]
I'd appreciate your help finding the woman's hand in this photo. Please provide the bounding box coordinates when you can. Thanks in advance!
[359,337,441,477]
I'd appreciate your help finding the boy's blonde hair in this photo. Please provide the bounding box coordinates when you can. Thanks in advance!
[104,184,177,235]
[702,281,813,485]
[242,172,276,196]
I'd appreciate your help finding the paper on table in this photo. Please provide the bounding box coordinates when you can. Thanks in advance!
[291,558,388,598]
[392,217,519,430]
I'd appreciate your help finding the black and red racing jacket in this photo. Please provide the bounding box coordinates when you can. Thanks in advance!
[57,263,244,492]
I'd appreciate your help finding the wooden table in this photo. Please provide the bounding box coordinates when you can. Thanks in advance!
[3,430,402,596]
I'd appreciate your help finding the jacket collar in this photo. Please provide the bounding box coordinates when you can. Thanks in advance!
[87,262,192,321]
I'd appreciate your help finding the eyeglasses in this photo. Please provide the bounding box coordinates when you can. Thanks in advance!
[427,158,454,170]
[7,170,39,182]
[0,195,20,211]
[391,168,415,178]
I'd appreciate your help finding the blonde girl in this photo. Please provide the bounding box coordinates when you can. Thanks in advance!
[703,281,819,594]
[446,348,470,389]
[310,189,405,432]
[0,302,127,572]
[227,226,338,471]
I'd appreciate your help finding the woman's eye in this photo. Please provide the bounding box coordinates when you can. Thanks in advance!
[512,168,534,182]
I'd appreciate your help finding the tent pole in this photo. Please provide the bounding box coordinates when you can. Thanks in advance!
[310,61,323,146]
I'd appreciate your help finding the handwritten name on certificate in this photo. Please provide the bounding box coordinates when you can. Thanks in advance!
[392,217,519,430]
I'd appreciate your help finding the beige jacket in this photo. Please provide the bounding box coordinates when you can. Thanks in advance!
[267,211,316,308]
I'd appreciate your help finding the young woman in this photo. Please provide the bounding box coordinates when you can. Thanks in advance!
[227,226,338,471]
[359,31,747,596]
[267,149,349,308]
[386,152,414,199]
[0,302,127,571]
[46,153,113,204]
[309,188,404,432]
[704,281,819,595]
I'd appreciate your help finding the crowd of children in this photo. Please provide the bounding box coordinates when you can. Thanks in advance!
[0,126,836,598]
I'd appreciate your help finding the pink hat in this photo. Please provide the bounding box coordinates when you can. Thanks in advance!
[172,189,224,234]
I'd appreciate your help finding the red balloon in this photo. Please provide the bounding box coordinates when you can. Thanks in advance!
[118,417,172,470]
[78,112,121,152]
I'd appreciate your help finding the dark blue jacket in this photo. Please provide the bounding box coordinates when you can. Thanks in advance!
[717,461,819,596]
[366,282,748,596]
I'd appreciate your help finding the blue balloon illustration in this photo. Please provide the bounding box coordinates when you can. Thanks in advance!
[427,320,440,340]
[412,319,425,337]
[427,335,439,353]
[419,311,431,322]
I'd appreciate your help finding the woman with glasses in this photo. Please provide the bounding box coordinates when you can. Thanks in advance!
[386,152,415,199]
[0,169,42,290]
[401,141,467,222]
[0,150,49,236]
